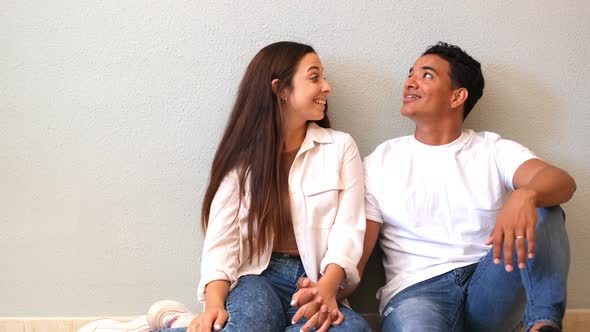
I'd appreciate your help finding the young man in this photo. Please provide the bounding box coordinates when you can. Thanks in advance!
[361,42,576,332]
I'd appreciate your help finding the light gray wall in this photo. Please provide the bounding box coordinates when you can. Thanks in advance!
[1,0,588,316]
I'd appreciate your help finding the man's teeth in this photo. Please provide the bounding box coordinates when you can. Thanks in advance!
[313,99,326,104]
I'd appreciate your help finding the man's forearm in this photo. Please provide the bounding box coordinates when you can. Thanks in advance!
[519,165,576,207]
[513,159,576,207]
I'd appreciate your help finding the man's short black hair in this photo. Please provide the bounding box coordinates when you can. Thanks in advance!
[423,42,485,119]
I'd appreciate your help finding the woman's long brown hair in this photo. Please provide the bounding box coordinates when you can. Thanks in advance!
[201,41,330,262]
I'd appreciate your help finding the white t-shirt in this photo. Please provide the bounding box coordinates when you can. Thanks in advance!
[363,129,537,313]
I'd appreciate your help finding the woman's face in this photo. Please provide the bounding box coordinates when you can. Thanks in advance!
[283,52,332,124]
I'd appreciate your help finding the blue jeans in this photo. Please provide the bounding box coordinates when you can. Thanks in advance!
[381,207,569,332]
[156,253,370,332]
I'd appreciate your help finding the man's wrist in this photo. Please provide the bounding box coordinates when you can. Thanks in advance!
[514,187,539,205]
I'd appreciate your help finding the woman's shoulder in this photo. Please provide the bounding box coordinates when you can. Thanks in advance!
[327,128,355,141]
[308,123,357,145]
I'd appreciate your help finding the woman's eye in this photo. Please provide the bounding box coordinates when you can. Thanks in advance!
[423,73,433,79]
[310,76,319,81]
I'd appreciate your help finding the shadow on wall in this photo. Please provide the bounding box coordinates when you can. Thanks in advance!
[465,63,563,152]
[312,58,399,314]
[321,58,414,156]
[348,247,385,314]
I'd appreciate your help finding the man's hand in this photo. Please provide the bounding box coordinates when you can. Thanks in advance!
[291,276,344,331]
[490,157,577,273]
[486,188,538,272]
[292,295,344,332]
[297,304,343,332]
[291,277,319,307]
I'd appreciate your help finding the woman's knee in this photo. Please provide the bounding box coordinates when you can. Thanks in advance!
[333,306,372,332]
[223,275,285,331]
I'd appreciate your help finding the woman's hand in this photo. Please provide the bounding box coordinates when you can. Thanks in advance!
[291,264,346,331]
[194,280,230,332]
[187,305,228,332]
[291,277,319,307]
[293,295,343,332]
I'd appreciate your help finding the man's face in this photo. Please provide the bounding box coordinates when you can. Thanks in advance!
[400,54,457,121]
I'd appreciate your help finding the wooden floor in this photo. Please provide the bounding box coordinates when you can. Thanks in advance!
[1,310,588,332]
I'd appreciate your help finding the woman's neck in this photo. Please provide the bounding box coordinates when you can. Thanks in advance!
[284,122,306,152]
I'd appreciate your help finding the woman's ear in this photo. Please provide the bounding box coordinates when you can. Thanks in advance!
[272,79,289,104]
[451,88,468,109]
[271,79,280,96]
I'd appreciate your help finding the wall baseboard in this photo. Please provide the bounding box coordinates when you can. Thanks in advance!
[0,317,134,332]
[563,309,590,331]
[2,309,589,332]
[360,309,590,332]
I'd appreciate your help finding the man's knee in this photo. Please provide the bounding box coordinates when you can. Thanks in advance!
[535,206,565,229]
[534,206,569,255]
[380,297,457,332]
[525,206,570,302]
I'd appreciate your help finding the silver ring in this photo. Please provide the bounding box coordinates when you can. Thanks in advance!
[515,235,525,240]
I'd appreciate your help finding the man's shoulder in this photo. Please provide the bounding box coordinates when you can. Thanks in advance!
[365,135,413,161]
[464,129,529,151]
[465,129,501,141]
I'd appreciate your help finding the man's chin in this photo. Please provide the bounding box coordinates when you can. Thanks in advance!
[400,107,414,118]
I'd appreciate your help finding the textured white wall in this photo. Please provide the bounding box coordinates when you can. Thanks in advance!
[1,0,588,316]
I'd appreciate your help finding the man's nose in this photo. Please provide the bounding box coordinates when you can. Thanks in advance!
[404,76,417,89]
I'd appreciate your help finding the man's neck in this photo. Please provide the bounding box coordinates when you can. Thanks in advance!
[413,123,463,146]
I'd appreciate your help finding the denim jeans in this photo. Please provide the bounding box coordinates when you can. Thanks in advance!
[156,253,370,332]
[380,206,569,332]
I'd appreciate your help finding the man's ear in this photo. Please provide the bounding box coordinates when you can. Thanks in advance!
[451,88,468,109]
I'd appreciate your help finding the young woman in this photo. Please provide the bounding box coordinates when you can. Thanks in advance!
[154,41,370,332]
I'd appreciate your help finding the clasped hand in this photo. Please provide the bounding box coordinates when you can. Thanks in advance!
[290,277,344,332]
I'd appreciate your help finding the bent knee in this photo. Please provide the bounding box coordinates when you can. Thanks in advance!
[381,298,455,332]
[535,206,565,227]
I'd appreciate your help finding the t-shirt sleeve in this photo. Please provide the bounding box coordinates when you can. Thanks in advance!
[363,155,384,224]
[494,138,538,191]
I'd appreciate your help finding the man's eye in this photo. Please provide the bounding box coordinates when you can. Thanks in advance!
[423,73,433,79]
